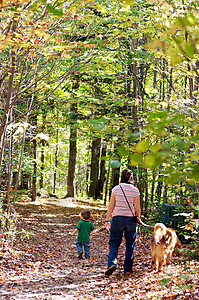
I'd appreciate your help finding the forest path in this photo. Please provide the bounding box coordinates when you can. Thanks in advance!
[0,197,198,299]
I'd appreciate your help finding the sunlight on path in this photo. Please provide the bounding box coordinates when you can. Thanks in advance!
[34,196,107,211]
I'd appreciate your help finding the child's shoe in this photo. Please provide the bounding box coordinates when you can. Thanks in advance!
[78,252,83,259]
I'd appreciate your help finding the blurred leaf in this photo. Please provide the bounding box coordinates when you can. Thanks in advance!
[183,41,195,58]
[160,278,172,285]
[151,143,162,153]
[109,160,121,168]
[167,48,182,65]
[145,39,167,50]
[136,140,149,153]
[189,166,199,181]
[130,153,142,166]
[46,4,63,16]
[144,154,156,168]
[166,172,181,184]
[173,137,186,150]
[123,0,134,4]
[117,145,129,157]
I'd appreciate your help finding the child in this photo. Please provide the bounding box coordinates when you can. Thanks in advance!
[71,210,94,259]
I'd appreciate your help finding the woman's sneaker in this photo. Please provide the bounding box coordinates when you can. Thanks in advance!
[105,265,117,276]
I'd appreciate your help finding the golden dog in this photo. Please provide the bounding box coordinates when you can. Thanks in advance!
[150,223,182,271]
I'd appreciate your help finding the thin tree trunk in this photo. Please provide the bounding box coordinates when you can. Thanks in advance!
[40,113,46,189]
[66,103,77,197]
[155,166,163,203]
[167,66,172,111]
[150,170,156,205]
[143,169,148,217]
[12,124,27,204]
[53,114,59,194]
[137,167,144,214]
[132,63,138,129]
[88,137,101,198]
[104,162,110,205]
[3,122,12,212]
[40,140,45,189]
[95,142,107,199]
[0,49,16,185]
[163,181,168,203]
[32,138,37,201]
[86,140,90,196]
[66,126,77,197]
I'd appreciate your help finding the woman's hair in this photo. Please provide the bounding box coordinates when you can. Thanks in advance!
[120,169,134,183]
[80,210,91,220]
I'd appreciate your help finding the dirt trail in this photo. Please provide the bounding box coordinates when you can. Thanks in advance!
[0,198,198,299]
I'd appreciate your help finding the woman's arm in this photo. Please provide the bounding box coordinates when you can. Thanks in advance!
[134,195,141,218]
[105,192,116,231]
[106,192,116,221]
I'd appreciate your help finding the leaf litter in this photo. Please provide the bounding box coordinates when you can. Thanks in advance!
[0,197,198,299]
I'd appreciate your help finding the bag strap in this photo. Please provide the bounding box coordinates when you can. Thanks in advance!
[119,185,154,228]
[119,185,136,216]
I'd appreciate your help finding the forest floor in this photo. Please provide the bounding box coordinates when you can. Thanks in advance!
[0,196,199,300]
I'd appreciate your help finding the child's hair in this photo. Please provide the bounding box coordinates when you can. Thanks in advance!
[80,210,91,220]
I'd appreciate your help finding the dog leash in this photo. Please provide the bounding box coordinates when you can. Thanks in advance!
[119,185,154,228]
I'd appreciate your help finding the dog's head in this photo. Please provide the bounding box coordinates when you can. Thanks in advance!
[154,223,167,244]
[160,229,172,246]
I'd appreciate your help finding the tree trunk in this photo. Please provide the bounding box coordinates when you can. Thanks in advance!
[150,170,156,205]
[66,119,77,197]
[53,115,59,194]
[40,140,45,189]
[137,167,144,214]
[109,166,120,200]
[132,63,138,129]
[155,166,163,204]
[88,137,101,198]
[104,162,110,205]
[163,181,168,203]
[32,138,37,201]
[86,140,91,196]
[95,142,107,199]
[0,49,16,186]
[39,112,46,189]
[12,123,27,204]
[143,169,148,217]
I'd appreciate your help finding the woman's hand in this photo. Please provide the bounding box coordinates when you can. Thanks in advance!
[105,221,111,232]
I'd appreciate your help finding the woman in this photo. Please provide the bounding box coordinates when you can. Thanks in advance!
[105,169,141,276]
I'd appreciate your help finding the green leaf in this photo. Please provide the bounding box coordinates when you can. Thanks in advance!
[110,160,121,169]
[167,48,182,66]
[123,0,134,4]
[183,41,195,58]
[189,166,199,181]
[151,143,162,153]
[136,140,149,153]
[46,4,63,16]
[166,172,181,184]
[117,145,129,157]
[144,154,156,168]
[180,275,190,280]
[160,278,172,285]
[130,153,142,166]
[173,137,186,150]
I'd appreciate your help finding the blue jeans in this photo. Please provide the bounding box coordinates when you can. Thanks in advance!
[76,240,91,258]
[108,216,137,272]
